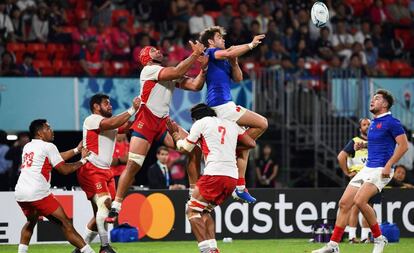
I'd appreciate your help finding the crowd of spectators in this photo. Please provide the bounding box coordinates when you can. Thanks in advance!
[0,0,413,78]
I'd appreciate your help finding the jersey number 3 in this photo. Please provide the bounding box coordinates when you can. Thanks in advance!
[218,126,226,144]
[21,152,34,168]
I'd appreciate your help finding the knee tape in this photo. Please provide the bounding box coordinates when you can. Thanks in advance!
[128,152,145,166]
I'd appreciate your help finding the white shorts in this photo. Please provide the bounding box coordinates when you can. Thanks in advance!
[212,101,247,122]
[349,166,394,191]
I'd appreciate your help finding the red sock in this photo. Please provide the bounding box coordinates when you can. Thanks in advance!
[237,178,245,186]
[370,223,382,238]
[330,226,345,243]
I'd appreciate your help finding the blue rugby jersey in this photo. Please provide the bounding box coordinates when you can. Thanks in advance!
[205,48,233,107]
[366,112,405,168]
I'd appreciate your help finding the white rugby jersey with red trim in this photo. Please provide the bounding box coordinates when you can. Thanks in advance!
[15,139,65,202]
[186,117,244,179]
[139,65,179,118]
[83,114,117,169]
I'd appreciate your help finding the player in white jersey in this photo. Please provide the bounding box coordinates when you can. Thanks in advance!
[72,94,140,253]
[168,103,256,253]
[107,40,207,222]
[14,119,95,253]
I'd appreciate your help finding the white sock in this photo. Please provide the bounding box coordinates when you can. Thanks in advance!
[18,244,28,253]
[348,227,357,239]
[80,244,95,253]
[84,226,98,244]
[198,240,210,253]
[111,201,121,212]
[361,227,371,241]
[236,185,245,192]
[208,239,217,249]
[328,241,338,246]
[97,206,110,246]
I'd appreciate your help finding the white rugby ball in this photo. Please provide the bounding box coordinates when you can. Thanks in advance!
[311,2,329,28]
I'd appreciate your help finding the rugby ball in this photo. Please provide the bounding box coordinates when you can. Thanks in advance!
[311,2,329,28]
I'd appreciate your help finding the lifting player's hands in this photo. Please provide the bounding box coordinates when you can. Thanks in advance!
[81,147,90,160]
[250,34,265,48]
[76,140,83,153]
[132,96,141,110]
[166,118,181,141]
[198,54,209,72]
[189,40,205,56]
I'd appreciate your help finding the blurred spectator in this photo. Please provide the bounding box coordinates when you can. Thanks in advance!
[167,151,188,187]
[226,17,250,47]
[255,144,279,188]
[314,27,334,61]
[350,42,367,67]
[264,20,281,47]
[0,51,21,76]
[0,130,12,191]
[95,21,111,57]
[255,2,272,34]
[147,146,185,190]
[28,3,49,43]
[364,38,379,75]
[397,128,414,183]
[370,0,390,24]
[170,0,192,40]
[10,7,25,42]
[250,20,261,36]
[293,57,311,80]
[330,3,353,25]
[0,3,14,43]
[48,1,70,43]
[160,37,186,66]
[264,40,288,67]
[5,132,30,190]
[238,2,254,28]
[110,17,131,61]
[91,0,112,26]
[216,3,233,30]
[17,53,39,76]
[348,53,366,76]
[387,165,414,188]
[387,0,412,25]
[293,39,311,63]
[188,2,214,38]
[110,133,129,187]
[71,18,94,59]
[354,20,372,44]
[282,26,298,53]
[287,0,309,19]
[332,20,354,63]
[79,37,104,76]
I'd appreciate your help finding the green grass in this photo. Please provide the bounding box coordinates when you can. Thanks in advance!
[1,238,414,253]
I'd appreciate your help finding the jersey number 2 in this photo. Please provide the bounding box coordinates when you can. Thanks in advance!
[218,126,226,144]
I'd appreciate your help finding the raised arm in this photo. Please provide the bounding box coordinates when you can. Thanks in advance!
[214,34,265,60]
[229,57,243,82]
[158,41,205,81]
[55,148,90,175]
[99,97,141,131]
[60,141,83,161]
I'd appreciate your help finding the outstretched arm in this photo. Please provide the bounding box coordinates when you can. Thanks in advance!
[214,34,265,60]
[229,57,243,82]
[99,97,141,131]
[177,55,208,91]
[158,41,205,81]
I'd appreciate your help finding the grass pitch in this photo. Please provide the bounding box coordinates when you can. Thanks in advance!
[1,238,414,253]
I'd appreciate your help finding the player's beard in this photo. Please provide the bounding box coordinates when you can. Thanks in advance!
[100,109,112,118]
[369,107,377,114]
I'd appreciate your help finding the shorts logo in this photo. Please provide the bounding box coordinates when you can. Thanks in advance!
[118,193,175,239]
[236,106,241,112]
[137,121,144,129]
[376,123,382,129]
[95,182,102,190]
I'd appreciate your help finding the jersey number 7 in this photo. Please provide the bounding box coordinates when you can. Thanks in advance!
[218,126,226,144]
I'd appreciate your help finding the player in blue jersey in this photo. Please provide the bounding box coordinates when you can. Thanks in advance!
[199,26,267,203]
[313,89,409,253]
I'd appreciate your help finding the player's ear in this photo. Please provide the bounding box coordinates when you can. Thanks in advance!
[208,39,214,46]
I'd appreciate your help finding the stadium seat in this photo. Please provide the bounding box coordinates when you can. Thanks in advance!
[60,66,74,76]
[376,60,390,76]
[112,9,133,27]
[60,26,77,34]
[26,43,46,52]
[40,67,56,76]
[382,0,396,5]
[6,42,26,52]
[32,60,52,69]
[65,10,76,25]
[34,51,50,60]
[394,29,411,49]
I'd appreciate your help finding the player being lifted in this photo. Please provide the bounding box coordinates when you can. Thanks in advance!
[107,40,207,221]
[168,103,256,253]
[15,119,95,253]
[199,26,267,203]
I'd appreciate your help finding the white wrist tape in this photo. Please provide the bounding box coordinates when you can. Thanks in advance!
[248,42,254,50]
[127,107,136,116]
[80,158,87,165]
[73,148,79,154]
[177,139,195,152]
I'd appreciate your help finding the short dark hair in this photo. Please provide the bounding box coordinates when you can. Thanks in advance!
[157,146,169,154]
[190,103,217,121]
[375,89,394,109]
[29,119,47,138]
[395,164,407,172]
[89,93,109,112]
[199,26,226,48]
[358,117,370,127]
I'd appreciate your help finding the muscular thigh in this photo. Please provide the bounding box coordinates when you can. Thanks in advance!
[129,136,151,155]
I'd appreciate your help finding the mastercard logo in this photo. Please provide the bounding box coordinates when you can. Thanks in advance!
[118,193,175,239]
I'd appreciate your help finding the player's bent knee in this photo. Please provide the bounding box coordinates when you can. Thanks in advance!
[186,209,202,220]
[128,152,145,167]
[94,195,111,220]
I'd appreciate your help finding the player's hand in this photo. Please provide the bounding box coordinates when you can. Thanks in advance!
[228,56,238,66]
[76,141,83,152]
[251,34,265,48]
[347,171,357,178]
[354,142,365,151]
[166,119,179,134]
[81,148,90,159]
[381,166,391,179]
[189,40,205,56]
[132,96,141,110]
